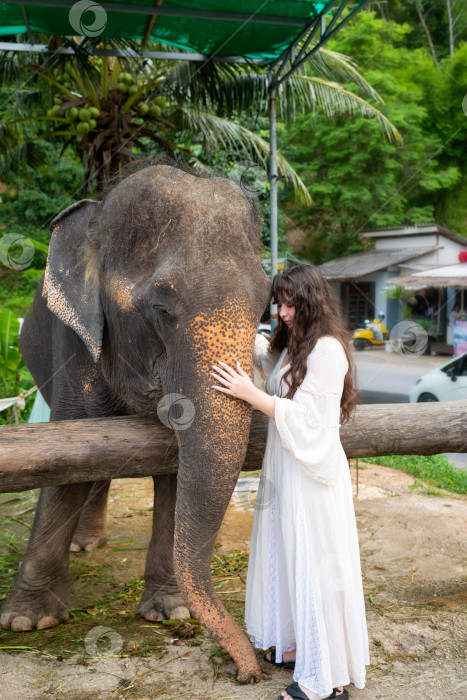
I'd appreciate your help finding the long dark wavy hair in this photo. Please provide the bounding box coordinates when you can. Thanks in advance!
[267,263,358,424]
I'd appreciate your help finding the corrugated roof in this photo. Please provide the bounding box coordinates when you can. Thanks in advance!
[318,246,438,282]
[386,262,467,289]
[361,223,467,247]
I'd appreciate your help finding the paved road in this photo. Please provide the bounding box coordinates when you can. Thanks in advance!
[352,345,467,470]
[353,344,447,404]
[442,452,467,469]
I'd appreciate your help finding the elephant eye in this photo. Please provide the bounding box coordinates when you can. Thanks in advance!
[153,304,170,315]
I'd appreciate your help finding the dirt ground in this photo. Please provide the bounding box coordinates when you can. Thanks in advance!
[0,461,465,700]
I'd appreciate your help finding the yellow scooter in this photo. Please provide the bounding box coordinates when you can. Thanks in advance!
[352,314,388,350]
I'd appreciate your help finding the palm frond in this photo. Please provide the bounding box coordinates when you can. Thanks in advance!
[287,76,402,143]
[179,108,312,205]
[0,133,51,178]
[186,155,215,176]
[293,47,383,102]
[164,59,259,113]
[163,45,383,120]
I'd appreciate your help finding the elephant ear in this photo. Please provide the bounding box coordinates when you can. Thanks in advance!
[42,199,103,363]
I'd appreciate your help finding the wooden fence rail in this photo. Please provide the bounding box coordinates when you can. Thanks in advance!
[0,401,465,493]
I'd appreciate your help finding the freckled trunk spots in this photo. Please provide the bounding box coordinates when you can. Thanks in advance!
[170,302,262,683]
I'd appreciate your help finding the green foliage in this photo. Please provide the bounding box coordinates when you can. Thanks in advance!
[383,284,406,302]
[361,454,467,494]
[0,268,43,317]
[0,308,20,381]
[211,548,249,578]
[1,140,83,242]
[0,309,35,424]
[385,0,466,61]
[0,141,81,316]
[281,11,466,262]
[1,9,465,309]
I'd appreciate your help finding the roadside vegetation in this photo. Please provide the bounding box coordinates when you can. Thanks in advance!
[0,309,34,424]
[361,454,467,495]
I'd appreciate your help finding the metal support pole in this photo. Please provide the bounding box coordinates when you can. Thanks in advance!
[269,77,278,331]
[269,87,278,280]
[320,13,326,39]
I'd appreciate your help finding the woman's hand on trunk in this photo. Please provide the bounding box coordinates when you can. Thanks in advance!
[212,361,275,420]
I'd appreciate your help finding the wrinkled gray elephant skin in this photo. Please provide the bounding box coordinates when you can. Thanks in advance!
[1,163,271,684]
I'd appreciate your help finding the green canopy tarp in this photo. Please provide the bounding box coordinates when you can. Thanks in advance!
[0,0,356,60]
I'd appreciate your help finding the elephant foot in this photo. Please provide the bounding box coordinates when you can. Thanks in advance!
[1,583,70,631]
[139,590,191,622]
[70,529,108,552]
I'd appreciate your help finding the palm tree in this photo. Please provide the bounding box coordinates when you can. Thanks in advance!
[0,36,400,200]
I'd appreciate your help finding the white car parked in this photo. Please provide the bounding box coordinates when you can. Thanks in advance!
[409,352,467,402]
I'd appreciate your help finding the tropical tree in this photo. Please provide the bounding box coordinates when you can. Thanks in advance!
[280,10,465,262]
[0,34,400,202]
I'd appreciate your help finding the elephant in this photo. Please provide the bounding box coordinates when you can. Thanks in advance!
[1,160,271,683]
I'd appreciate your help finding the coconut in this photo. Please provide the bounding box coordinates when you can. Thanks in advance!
[76,122,90,134]
[149,104,162,117]
[67,107,79,120]
[79,108,92,121]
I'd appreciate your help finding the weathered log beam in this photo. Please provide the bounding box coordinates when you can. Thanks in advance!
[0,401,465,493]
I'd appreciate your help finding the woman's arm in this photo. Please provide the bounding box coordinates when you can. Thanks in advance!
[271,337,348,485]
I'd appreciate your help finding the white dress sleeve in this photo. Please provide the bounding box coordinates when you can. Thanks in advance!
[272,336,349,486]
[253,333,281,391]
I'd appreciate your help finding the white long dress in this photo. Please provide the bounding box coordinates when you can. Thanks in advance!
[245,334,370,695]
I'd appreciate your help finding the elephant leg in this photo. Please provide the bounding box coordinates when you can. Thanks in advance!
[1,482,95,631]
[139,474,190,621]
[174,464,261,684]
[70,480,111,552]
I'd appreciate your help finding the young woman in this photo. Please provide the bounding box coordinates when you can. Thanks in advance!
[211,263,369,700]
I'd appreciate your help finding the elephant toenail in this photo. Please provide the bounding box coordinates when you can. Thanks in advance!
[11,616,33,631]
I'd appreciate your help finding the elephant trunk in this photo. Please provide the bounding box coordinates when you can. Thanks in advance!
[171,304,262,682]
[174,437,261,684]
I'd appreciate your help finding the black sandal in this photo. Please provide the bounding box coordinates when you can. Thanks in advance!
[264,649,296,669]
[278,682,349,700]
[328,689,349,700]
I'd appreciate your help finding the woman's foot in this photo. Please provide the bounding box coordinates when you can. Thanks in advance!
[265,649,296,664]
[280,684,345,700]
